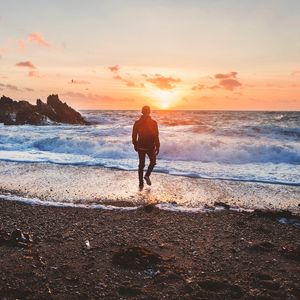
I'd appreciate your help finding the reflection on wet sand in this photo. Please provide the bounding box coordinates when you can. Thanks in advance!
[0,161,299,213]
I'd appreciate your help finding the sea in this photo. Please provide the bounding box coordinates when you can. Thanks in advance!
[0,110,299,186]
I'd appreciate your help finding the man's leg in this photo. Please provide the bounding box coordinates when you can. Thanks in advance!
[145,149,156,178]
[138,151,146,185]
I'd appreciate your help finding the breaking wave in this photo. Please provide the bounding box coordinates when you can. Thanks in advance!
[0,110,299,185]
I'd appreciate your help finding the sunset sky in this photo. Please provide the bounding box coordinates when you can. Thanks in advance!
[1,0,300,110]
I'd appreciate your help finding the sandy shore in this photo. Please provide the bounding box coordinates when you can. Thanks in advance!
[0,200,299,299]
[0,161,299,212]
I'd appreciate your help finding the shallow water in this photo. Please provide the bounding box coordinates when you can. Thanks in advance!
[0,161,299,212]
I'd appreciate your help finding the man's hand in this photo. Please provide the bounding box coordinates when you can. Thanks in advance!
[134,145,138,152]
[155,147,160,156]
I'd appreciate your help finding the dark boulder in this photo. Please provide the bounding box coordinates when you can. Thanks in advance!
[0,94,90,125]
[46,94,89,124]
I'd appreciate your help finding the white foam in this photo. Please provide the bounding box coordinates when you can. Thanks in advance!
[0,110,299,185]
[0,192,255,214]
[0,193,137,211]
[0,161,299,213]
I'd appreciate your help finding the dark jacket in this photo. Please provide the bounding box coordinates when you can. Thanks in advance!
[132,115,160,151]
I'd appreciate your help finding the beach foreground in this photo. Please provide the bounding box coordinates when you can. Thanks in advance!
[0,200,299,299]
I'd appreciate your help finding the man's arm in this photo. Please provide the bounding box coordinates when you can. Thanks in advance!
[155,121,160,154]
[132,121,138,151]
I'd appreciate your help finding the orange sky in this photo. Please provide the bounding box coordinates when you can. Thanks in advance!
[0,1,300,110]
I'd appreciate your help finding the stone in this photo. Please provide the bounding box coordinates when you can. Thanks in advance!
[0,94,90,125]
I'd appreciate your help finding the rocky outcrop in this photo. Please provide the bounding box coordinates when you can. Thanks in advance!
[0,94,89,125]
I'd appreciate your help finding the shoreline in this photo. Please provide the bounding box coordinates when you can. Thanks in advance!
[0,161,299,213]
[1,158,299,187]
[1,199,299,299]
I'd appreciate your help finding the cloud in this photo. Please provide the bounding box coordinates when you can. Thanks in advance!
[193,71,242,92]
[108,65,119,73]
[24,87,34,92]
[192,84,220,91]
[290,70,300,76]
[16,40,27,50]
[112,75,143,88]
[0,82,21,91]
[62,92,118,102]
[69,79,90,84]
[61,92,133,107]
[28,70,42,77]
[219,78,242,91]
[192,84,206,91]
[108,66,144,87]
[145,74,181,90]
[16,61,36,69]
[28,32,50,48]
[214,72,237,79]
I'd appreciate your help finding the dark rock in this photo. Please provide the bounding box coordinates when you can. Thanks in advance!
[16,109,46,125]
[0,94,89,125]
[46,94,89,125]
[0,228,33,248]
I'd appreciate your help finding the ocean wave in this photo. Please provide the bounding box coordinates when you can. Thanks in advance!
[0,110,299,185]
[0,131,299,165]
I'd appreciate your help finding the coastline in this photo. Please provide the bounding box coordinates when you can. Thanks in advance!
[0,200,299,299]
[0,161,299,213]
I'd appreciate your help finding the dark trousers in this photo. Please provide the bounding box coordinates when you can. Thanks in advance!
[138,149,156,183]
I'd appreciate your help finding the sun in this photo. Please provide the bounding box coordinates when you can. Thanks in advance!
[152,90,174,109]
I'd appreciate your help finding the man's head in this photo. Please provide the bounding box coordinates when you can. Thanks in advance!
[142,105,151,116]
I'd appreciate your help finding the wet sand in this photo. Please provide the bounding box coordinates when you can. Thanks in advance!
[0,161,299,212]
[0,200,300,299]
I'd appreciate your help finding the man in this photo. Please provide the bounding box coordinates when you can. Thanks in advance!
[132,106,160,188]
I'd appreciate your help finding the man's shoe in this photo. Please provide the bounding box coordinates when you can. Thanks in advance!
[144,175,151,186]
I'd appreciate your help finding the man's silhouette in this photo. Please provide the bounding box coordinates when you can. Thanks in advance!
[132,106,160,187]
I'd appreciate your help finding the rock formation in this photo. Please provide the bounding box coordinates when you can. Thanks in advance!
[0,94,90,125]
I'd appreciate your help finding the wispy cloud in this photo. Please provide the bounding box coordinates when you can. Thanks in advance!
[145,74,181,90]
[192,71,242,91]
[16,40,27,50]
[0,82,21,91]
[61,92,133,108]
[192,84,220,91]
[28,32,50,48]
[108,65,119,73]
[108,67,180,90]
[14,33,51,51]
[62,92,120,102]
[16,61,36,69]
[214,72,237,79]
[219,78,242,90]
[28,70,42,78]
[290,70,300,76]
[112,75,143,88]
[24,87,34,92]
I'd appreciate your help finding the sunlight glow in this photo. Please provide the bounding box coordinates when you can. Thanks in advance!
[152,90,177,109]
